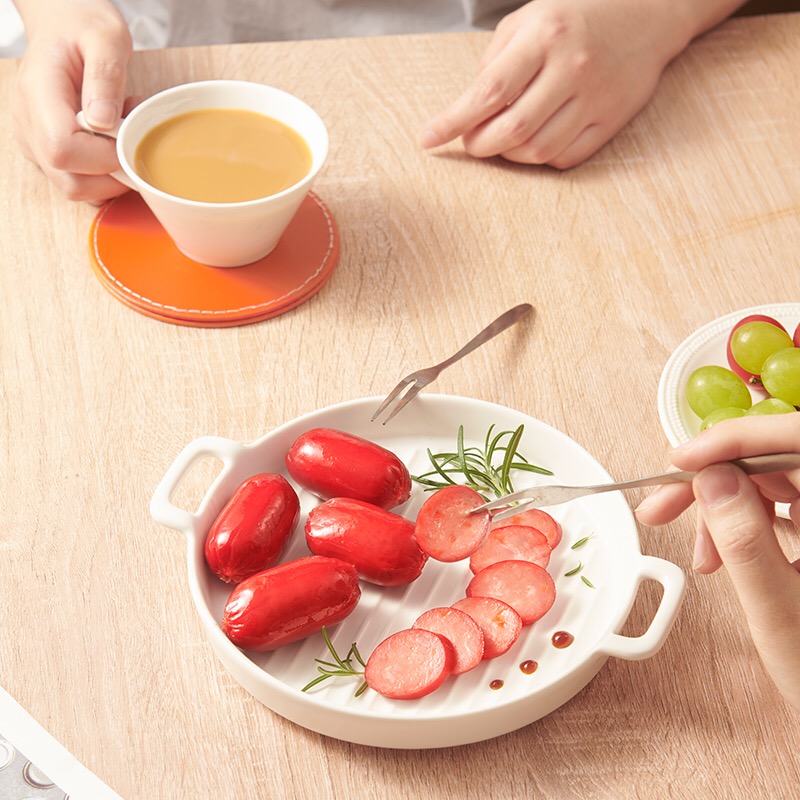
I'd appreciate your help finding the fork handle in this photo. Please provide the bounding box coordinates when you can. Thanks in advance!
[580,453,800,492]
[612,453,800,493]
[572,453,800,497]
[431,303,533,372]
[484,452,800,512]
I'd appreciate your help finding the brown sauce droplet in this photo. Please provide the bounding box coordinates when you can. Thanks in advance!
[519,660,538,674]
[489,679,504,690]
[551,630,574,649]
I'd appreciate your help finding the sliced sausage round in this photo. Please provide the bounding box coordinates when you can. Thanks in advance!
[469,524,551,574]
[412,607,484,674]
[451,596,523,659]
[492,508,562,550]
[365,628,454,699]
[466,560,556,625]
[414,485,491,562]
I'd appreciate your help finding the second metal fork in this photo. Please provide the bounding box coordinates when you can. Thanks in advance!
[371,303,534,424]
[476,453,800,521]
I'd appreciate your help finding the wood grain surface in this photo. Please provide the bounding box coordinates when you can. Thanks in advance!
[1,13,798,800]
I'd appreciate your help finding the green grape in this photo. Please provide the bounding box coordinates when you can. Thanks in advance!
[700,407,747,431]
[685,365,752,419]
[730,321,793,374]
[761,347,800,406]
[746,397,797,416]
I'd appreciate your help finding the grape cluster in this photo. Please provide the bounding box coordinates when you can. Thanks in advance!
[685,314,800,432]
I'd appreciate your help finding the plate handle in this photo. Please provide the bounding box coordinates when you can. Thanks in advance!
[596,556,686,660]
[149,436,245,532]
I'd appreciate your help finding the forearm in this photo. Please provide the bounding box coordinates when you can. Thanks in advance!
[669,0,750,52]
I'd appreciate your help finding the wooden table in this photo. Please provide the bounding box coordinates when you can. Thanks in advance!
[1,13,798,800]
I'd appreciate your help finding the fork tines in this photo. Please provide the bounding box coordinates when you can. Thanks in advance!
[370,376,421,425]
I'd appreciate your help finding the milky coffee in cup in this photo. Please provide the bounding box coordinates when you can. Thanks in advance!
[133,108,313,203]
[77,80,328,267]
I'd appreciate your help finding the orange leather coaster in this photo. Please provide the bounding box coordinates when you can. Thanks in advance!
[89,191,339,327]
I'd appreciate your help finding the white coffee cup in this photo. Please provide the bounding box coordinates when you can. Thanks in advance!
[77,80,328,267]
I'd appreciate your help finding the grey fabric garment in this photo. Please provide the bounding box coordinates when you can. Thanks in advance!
[1,0,525,57]
[114,0,523,49]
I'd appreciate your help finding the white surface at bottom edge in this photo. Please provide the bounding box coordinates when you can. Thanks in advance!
[0,686,123,799]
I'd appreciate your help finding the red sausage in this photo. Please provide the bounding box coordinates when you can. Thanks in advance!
[305,497,428,586]
[467,560,556,625]
[365,628,454,699]
[221,556,360,652]
[205,473,300,583]
[285,428,411,509]
[414,485,491,562]
[412,607,484,674]
[469,524,551,575]
[451,596,523,659]
[493,508,562,550]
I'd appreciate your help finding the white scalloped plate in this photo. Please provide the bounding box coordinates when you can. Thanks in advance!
[151,395,685,749]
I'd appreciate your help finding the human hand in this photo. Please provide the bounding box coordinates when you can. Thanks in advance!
[12,0,135,203]
[636,415,800,711]
[419,0,691,168]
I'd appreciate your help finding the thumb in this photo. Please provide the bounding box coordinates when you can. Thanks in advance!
[694,464,795,628]
[80,27,132,131]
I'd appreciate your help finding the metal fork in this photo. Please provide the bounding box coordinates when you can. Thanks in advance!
[475,453,800,521]
[371,303,534,425]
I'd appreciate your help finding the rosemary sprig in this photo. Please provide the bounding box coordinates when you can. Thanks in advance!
[564,562,583,577]
[411,424,553,499]
[301,627,368,697]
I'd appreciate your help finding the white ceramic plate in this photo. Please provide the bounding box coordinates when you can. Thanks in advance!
[151,395,685,749]
[657,302,800,446]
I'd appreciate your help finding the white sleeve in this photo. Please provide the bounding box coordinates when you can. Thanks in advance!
[0,0,26,57]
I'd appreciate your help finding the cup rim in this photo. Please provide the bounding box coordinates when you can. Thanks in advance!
[116,79,329,208]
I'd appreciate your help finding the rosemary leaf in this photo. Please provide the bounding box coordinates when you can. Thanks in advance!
[302,674,331,692]
[485,426,504,464]
[351,643,367,669]
[323,628,348,669]
[426,448,459,486]
[499,426,524,494]
[411,476,448,488]
[314,658,341,669]
[456,426,476,485]
[511,463,554,476]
